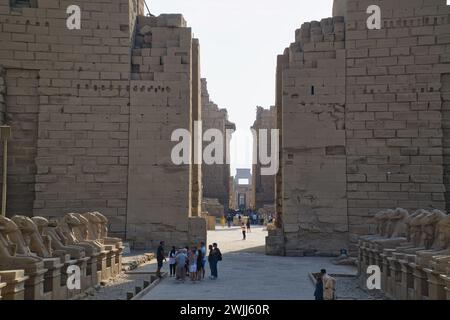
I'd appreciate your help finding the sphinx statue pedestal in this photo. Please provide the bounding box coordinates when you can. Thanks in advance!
[60,256,78,299]
[23,263,48,300]
[376,240,405,296]
[439,267,450,300]
[97,250,109,282]
[358,240,390,289]
[408,261,430,300]
[109,245,124,278]
[422,256,450,300]
[115,245,123,275]
[386,255,404,299]
[105,246,118,278]
[87,253,100,287]
[43,258,64,300]
[372,239,405,297]
[380,250,394,293]
[393,253,417,300]
[357,240,365,276]
[399,258,415,300]
[423,267,447,300]
[383,245,440,298]
[0,263,46,301]
[367,245,378,267]
[0,270,28,300]
[76,256,90,292]
[0,276,5,299]
[441,275,450,300]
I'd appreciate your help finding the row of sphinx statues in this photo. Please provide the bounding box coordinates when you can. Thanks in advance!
[0,212,124,300]
[358,208,450,300]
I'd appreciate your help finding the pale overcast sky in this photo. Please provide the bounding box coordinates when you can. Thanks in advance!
[146,0,334,176]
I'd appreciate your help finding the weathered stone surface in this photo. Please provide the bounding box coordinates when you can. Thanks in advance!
[273,0,450,257]
[0,0,208,249]
[252,106,276,211]
[357,208,450,300]
[202,197,224,218]
[231,169,253,210]
[201,79,235,209]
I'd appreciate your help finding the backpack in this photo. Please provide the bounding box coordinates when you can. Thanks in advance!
[217,250,222,261]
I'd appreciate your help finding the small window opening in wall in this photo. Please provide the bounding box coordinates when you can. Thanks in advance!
[10,0,37,8]
[311,86,315,96]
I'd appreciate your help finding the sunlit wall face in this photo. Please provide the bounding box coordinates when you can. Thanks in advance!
[147,0,334,174]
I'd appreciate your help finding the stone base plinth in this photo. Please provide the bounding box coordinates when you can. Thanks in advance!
[105,247,117,278]
[20,262,48,300]
[76,257,90,291]
[439,274,450,300]
[387,258,403,299]
[87,254,99,287]
[423,268,447,300]
[265,229,285,256]
[0,276,5,300]
[61,258,77,300]
[0,270,28,300]
[116,246,123,273]
[0,282,5,299]
[380,255,393,295]
[410,263,429,300]
[43,258,64,300]
[97,251,109,282]
[399,259,415,300]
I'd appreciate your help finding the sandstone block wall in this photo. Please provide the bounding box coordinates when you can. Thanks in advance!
[201,197,224,217]
[273,0,450,255]
[281,17,349,256]
[191,38,202,218]
[274,53,288,230]
[2,68,38,215]
[345,0,450,250]
[0,1,206,247]
[121,14,201,249]
[0,0,135,236]
[443,74,450,207]
[0,66,5,123]
[188,216,207,245]
[252,105,276,210]
[201,78,234,210]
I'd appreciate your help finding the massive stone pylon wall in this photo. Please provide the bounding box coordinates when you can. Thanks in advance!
[0,0,206,248]
[201,78,235,211]
[269,0,450,256]
[252,106,276,211]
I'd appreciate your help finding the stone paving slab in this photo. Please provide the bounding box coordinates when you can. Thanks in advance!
[140,226,357,300]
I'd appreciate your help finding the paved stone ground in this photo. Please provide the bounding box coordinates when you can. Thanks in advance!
[83,272,155,300]
[83,253,157,300]
[140,225,373,300]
